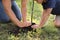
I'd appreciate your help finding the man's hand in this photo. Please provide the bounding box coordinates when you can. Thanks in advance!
[23,21,32,27]
[19,21,31,27]
[31,24,40,29]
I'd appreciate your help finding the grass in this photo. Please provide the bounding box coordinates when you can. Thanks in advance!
[0,0,60,40]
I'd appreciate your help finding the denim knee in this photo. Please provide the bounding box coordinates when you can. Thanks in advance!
[0,18,10,23]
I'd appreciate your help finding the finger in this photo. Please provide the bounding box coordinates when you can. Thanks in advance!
[31,26,36,29]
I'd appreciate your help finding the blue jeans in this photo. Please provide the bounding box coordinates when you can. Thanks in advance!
[0,1,22,23]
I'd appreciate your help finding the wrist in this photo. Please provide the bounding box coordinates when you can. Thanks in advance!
[22,19,27,22]
[16,22,25,27]
[39,23,43,28]
[16,22,23,27]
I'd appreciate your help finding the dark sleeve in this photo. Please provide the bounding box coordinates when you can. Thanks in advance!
[42,0,56,9]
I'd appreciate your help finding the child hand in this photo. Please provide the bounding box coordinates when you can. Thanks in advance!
[31,24,40,29]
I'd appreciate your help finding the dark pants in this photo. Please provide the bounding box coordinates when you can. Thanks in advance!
[51,0,60,15]
[0,1,22,23]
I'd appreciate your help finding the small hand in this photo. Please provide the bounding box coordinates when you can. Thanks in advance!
[31,24,40,29]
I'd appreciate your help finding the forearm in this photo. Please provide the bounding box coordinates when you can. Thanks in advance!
[39,8,52,27]
[2,0,23,27]
[5,9,23,27]
[21,0,27,22]
[39,11,50,27]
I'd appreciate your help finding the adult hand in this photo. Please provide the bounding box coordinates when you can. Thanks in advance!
[19,21,31,27]
[23,21,32,27]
